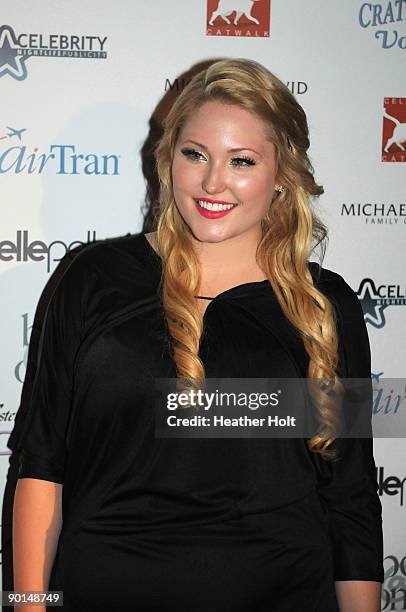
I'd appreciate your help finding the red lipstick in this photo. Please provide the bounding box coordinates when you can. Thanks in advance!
[194,198,237,219]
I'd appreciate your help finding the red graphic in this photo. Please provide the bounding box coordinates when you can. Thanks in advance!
[206,0,271,37]
[382,98,406,163]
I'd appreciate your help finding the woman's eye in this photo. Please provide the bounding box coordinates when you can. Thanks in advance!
[180,148,256,167]
[231,156,256,167]
[181,148,205,161]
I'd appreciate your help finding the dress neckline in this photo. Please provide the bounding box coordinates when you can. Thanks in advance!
[141,233,271,306]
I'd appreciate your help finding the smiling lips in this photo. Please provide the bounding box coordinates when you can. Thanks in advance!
[194,197,238,219]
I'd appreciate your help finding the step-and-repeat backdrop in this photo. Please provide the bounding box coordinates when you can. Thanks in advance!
[1,1,405,608]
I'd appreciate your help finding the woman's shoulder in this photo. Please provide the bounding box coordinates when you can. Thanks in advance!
[53,232,156,285]
[307,261,364,320]
[47,232,158,309]
[41,232,160,335]
[65,231,151,269]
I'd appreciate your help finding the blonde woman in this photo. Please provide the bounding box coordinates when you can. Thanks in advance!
[13,58,383,611]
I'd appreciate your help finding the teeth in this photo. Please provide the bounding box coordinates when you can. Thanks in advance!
[196,199,236,211]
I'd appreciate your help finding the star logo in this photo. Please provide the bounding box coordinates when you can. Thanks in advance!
[0,25,29,81]
[357,278,388,328]
[357,278,406,329]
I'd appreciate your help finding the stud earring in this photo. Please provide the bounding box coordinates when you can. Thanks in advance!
[275,185,285,193]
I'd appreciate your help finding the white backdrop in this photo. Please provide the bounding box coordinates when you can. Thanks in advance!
[1,1,405,608]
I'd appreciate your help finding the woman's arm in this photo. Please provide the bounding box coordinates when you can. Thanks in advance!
[12,248,94,611]
[13,478,63,612]
[309,269,384,595]
[335,580,381,612]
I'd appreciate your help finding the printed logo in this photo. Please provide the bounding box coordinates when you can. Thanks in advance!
[376,467,406,506]
[0,404,15,424]
[340,201,406,225]
[165,76,308,96]
[382,97,406,162]
[15,313,32,384]
[0,24,107,81]
[358,1,406,49]
[357,278,406,328]
[383,554,406,610]
[0,127,120,175]
[207,0,271,37]
[372,373,406,416]
[0,229,98,273]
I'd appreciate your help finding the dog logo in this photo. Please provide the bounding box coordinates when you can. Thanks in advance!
[209,0,261,26]
[207,0,271,37]
[382,98,406,162]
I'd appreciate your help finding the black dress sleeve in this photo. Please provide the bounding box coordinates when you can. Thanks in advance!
[8,247,85,455]
[17,252,90,485]
[311,270,384,582]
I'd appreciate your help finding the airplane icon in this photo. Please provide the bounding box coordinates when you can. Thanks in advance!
[6,126,27,140]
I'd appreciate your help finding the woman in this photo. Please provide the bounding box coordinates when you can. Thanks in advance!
[13,58,384,611]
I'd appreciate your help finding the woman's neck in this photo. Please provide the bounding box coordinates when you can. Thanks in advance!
[144,230,267,297]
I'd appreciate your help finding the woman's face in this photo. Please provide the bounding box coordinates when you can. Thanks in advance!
[171,100,277,244]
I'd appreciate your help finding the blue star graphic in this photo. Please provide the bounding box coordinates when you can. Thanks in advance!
[0,25,29,81]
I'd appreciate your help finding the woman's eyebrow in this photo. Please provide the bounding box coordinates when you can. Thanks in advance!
[181,139,262,156]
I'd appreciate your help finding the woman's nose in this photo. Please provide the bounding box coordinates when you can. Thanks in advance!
[202,162,226,194]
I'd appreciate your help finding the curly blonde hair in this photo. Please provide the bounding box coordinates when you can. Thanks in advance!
[152,58,343,461]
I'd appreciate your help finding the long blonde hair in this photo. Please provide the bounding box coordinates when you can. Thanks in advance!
[153,58,343,461]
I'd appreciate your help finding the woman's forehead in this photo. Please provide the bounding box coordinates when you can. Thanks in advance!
[178,102,273,148]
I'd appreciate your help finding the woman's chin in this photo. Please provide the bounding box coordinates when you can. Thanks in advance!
[187,225,232,245]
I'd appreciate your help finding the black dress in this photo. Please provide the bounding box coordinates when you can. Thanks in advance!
[16,232,384,611]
